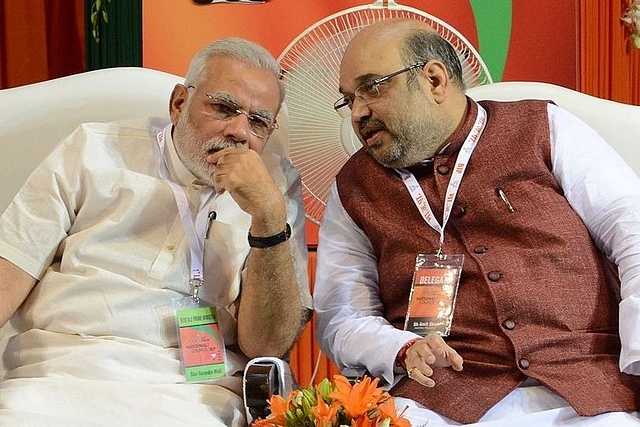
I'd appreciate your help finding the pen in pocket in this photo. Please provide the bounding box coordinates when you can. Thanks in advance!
[496,188,515,213]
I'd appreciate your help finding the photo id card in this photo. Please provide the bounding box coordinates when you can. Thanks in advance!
[404,253,464,337]
[174,298,227,382]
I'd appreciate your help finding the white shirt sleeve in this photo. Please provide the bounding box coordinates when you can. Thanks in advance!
[548,103,640,375]
[313,182,420,386]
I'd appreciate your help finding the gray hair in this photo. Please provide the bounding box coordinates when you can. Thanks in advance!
[184,37,285,107]
[401,30,465,91]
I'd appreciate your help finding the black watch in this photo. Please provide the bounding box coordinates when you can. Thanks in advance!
[247,223,291,248]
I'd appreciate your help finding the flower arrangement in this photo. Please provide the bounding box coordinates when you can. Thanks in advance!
[622,0,640,49]
[252,374,410,427]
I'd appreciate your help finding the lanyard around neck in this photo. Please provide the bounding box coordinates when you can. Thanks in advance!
[395,103,487,253]
[156,130,216,292]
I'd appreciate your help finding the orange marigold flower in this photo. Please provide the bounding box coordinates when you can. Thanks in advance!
[251,394,289,426]
[329,375,384,420]
[311,390,339,427]
[376,396,411,427]
[268,394,290,415]
[350,416,378,427]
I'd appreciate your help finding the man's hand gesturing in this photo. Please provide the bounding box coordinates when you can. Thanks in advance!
[404,333,464,388]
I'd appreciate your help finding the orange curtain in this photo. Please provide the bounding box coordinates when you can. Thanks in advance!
[0,0,84,89]
[289,249,341,387]
[580,0,640,105]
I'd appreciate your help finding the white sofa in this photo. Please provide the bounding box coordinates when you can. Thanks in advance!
[0,66,184,371]
[0,67,292,213]
[0,67,182,212]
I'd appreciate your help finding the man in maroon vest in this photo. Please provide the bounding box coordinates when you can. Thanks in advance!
[314,18,640,426]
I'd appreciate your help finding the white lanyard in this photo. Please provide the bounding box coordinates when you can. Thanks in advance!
[156,130,216,296]
[396,103,487,254]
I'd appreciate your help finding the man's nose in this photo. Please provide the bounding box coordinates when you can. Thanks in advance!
[351,99,372,127]
[351,100,372,130]
[222,114,251,141]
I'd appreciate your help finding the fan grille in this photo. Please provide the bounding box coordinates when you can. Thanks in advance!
[278,3,492,224]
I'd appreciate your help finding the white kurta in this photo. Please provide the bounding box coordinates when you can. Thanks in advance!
[314,104,640,426]
[0,118,311,426]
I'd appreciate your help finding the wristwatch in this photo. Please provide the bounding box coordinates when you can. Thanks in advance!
[247,223,291,248]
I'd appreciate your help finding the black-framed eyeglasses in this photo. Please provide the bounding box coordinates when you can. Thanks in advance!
[187,86,278,139]
[333,62,427,112]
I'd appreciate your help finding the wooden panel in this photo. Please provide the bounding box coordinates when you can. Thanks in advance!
[289,249,341,387]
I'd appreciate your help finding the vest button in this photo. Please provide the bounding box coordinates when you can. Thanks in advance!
[502,319,516,330]
[474,245,488,254]
[436,164,450,175]
[488,270,502,282]
[518,358,530,370]
[451,204,466,217]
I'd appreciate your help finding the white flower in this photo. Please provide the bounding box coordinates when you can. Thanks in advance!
[622,0,640,49]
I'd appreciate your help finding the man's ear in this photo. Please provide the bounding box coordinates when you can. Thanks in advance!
[169,84,189,124]
[422,60,450,104]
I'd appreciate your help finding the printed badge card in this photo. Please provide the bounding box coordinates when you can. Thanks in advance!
[176,305,226,382]
[404,253,464,337]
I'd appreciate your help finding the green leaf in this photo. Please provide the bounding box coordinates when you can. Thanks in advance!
[102,10,109,24]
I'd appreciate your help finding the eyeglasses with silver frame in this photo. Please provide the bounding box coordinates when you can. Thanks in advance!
[333,62,427,113]
[187,85,278,139]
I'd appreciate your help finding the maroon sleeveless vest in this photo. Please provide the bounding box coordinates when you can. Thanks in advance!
[336,99,640,423]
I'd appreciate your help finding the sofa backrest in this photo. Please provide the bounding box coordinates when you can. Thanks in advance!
[467,81,640,176]
[0,66,292,212]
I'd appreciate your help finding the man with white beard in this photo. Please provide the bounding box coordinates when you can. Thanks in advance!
[0,37,312,426]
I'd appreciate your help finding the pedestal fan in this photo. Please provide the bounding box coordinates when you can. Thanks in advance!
[277,0,492,224]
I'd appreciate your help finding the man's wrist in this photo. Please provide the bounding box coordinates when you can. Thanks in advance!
[394,338,421,370]
[248,223,291,248]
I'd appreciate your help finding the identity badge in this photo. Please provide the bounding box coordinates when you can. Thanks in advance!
[174,299,227,382]
[404,253,464,337]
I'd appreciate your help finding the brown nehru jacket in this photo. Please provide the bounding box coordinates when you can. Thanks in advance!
[336,99,640,423]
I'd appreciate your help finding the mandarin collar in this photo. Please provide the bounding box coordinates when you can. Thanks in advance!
[437,97,479,158]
